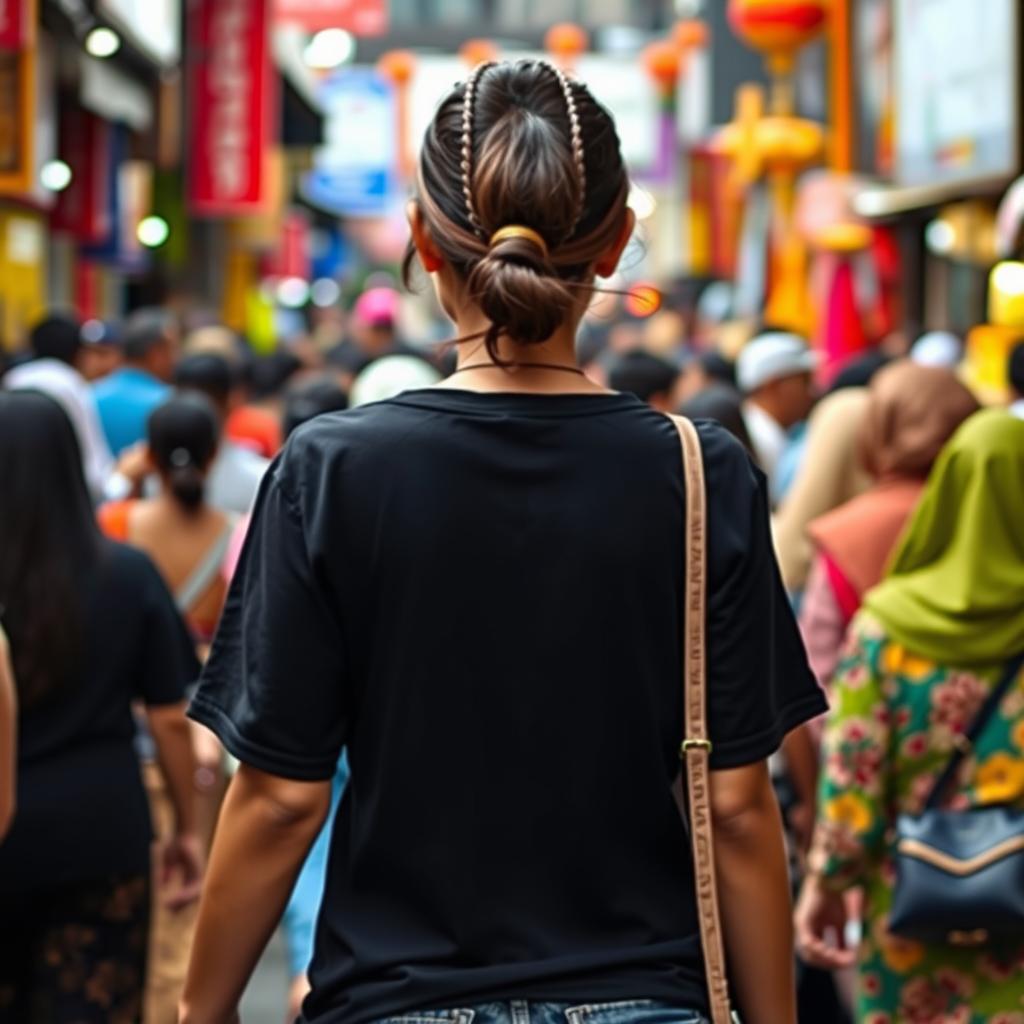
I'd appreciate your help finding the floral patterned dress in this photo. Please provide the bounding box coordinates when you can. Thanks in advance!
[810,612,1024,1024]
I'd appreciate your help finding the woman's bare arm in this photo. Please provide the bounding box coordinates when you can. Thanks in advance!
[711,759,797,1024]
[147,702,205,908]
[180,763,331,1024]
[0,626,16,840]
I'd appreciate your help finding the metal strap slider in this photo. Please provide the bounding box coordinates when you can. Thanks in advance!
[680,738,713,757]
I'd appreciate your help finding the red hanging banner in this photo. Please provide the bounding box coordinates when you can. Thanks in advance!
[52,109,112,243]
[0,0,24,51]
[274,0,387,35]
[189,0,275,216]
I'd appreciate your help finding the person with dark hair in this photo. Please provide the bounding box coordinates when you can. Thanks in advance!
[98,393,232,1024]
[283,374,349,438]
[326,287,429,383]
[608,348,680,411]
[175,352,271,515]
[678,384,755,456]
[78,318,124,382]
[182,60,823,1024]
[0,391,201,1022]
[1009,340,1024,418]
[94,307,177,455]
[99,393,231,643]
[4,313,115,498]
[224,351,303,459]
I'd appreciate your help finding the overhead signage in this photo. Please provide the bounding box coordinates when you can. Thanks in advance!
[275,0,387,35]
[189,0,275,216]
[302,67,396,218]
[0,0,34,195]
[895,0,1020,188]
[0,0,26,51]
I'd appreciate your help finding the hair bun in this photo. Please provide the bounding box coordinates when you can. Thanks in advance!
[468,233,574,345]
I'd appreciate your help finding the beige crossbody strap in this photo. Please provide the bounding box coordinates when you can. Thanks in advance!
[668,415,735,1024]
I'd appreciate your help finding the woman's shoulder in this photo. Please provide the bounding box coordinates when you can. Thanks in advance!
[93,537,169,602]
[97,498,136,542]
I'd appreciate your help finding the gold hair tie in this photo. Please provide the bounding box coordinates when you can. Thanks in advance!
[489,225,549,260]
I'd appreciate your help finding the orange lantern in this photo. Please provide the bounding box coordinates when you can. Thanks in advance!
[544,23,588,66]
[459,39,499,68]
[728,0,828,73]
[377,49,417,87]
[672,19,710,52]
[642,40,683,92]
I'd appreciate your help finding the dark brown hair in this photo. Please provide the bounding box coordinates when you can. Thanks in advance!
[405,60,630,361]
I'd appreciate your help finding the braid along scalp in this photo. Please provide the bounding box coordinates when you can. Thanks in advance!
[407,59,631,361]
[460,61,494,238]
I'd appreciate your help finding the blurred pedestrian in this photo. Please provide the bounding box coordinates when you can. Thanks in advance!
[0,392,202,1023]
[1009,341,1024,419]
[800,362,979,688]
[98,393,231,1024]
[175,352,270,515]
[796,409,1024,1022]
[678,384,754,456]
[737,331,818,501]
[909,330,962,370]
[281,374,349,438]
[4,313,114,500]
[94,308,177,455]
[78,318,124,382]
[327,286,421,381]
[675,350,738,406]
[642,309,686,359]
[607,348,680,411]
[182,59,823,1024]
[99,394,232,644]
[349,353,441,407]
[0,624,14,842]
[772,388,873,598]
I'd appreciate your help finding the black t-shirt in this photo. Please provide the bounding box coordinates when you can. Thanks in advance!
[0,541,198,894]
[190,389,825,1024]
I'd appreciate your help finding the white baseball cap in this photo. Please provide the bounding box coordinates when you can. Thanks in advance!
[910,331,962,369]
[736,332,819,393]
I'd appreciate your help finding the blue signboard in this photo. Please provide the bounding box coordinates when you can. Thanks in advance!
[302,68,397,218]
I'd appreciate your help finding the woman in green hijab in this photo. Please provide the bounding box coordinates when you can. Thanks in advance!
[794,409,1024,1024]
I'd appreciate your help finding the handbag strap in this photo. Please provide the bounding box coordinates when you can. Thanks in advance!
[668,414,734,1024]
[925,650,1024,810]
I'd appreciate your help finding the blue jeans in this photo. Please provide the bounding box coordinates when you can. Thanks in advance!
[374,1001,708,1024]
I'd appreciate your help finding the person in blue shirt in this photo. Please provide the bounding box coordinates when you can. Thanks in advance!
[94,309,177,456]
[282,756,349,1021]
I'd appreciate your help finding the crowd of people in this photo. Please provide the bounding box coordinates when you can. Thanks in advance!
[1,281,1024,1024]
[0,57,1023,1024]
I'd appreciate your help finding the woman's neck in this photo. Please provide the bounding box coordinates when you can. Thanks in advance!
[438,312,609,395]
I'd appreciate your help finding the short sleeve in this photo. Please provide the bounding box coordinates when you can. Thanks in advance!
[699,423,828,769]
[134,552,201,706]
[188,457,349,781]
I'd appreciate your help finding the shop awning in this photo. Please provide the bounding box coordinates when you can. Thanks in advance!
[853,176,1012,220]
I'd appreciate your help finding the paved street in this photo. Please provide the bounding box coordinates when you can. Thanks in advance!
[240,931,290,1024]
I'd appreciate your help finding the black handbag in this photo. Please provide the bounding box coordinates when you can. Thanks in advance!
[889,652,1024,947]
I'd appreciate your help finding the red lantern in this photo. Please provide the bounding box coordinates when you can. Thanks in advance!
[728,0,828,60]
